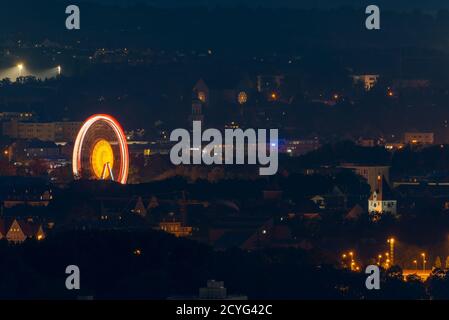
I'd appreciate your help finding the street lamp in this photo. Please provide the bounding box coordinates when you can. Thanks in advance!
[413,260,418,271]
[387,237,395,265]
[349,251,355,270]
[57,65,62,76]
[421,253,426,271]
[17,63,23,77]
[341,253,346,268]
[377,254,382,266]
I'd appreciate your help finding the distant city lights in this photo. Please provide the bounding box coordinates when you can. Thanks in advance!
[0,63,63,82]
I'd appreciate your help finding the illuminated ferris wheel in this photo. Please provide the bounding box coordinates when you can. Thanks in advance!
[72,114,129,184]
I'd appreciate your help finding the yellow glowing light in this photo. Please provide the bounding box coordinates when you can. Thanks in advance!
[198,91,206,103]
[238,91,248,105]
[271,92,277,100]
[91,139,114,179]
[17,63,23,70]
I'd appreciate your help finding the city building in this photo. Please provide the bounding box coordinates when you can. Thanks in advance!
[0,176,53,208]
[131,196,147,217]
[310,186,347,210]
[404,132,434,145]
[192,76,254,108]
[191,98,204,124]
[0,218,46,243]
[345,204,364,220]
[199,280,228,299]
[384,142,405,151]
[169,280,247,300]
[23,140,60,159]
[368,175,397,221]
[3,189,52,208]
[2,120,82,142]
[351,74,379,91]
[193,79,210,105]
[7,140,62,162]
[198,280,247,300]
[356,138,376,147]
[158,221,193,237]
[209,217,297,250]
[341,164,390,192]
[279,139,321,157]
[0,111,36,122]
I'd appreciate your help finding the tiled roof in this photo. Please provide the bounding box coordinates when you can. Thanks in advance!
[0,218,42,238]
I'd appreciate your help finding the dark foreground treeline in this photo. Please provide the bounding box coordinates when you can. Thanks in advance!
[0,229,447,300]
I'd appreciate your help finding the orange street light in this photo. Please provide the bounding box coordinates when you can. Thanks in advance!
[388,237,395,265]
[421,253,426,271]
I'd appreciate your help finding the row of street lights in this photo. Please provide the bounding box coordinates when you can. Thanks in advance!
[341,251,360,271]
[342,237,396,272]
[15,63,62,78]
[343,237,430,273]
[413,253,427,271]
[375,237,395,269]
[377,252,391,268]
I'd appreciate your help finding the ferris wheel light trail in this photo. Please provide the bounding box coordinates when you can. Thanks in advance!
[72,114,129,184]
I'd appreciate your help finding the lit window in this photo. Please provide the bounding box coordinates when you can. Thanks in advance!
[198,91,206,103]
